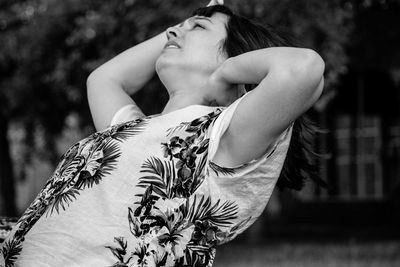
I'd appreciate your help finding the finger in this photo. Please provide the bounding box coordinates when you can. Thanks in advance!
[207,0,217,7]
[207,0,224,6]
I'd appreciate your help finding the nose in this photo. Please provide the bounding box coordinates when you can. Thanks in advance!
[166,26,180,40]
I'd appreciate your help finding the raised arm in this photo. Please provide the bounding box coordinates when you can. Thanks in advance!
[87,0,224,131]
[86,30,167,131]
[211,47,325,166]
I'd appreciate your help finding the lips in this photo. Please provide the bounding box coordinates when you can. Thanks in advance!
[164,40,181,49]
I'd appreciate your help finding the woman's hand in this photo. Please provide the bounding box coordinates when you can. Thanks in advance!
[207,0,224,7]
[203,60,244,106]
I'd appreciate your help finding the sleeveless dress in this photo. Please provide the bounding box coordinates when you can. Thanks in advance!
[0,95,292,267]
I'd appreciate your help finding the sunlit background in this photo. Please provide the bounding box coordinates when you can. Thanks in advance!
[1,0,400,266]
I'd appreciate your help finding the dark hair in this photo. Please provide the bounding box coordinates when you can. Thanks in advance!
[193,5,327,191]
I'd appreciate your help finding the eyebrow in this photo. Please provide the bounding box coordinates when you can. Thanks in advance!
[180,16,214,27]
[193,16,214,24]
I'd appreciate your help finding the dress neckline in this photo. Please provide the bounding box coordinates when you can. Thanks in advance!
[149,104,224,119]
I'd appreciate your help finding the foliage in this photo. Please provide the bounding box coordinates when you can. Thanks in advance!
[345,0,400,71]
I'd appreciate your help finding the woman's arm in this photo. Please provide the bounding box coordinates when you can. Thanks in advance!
[211,47,325,166]
[87,0,224,131]
[86,31,167,131]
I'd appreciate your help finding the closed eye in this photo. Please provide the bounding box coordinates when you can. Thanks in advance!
[193,23,205,29]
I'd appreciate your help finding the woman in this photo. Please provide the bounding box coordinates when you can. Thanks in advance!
[1,0,324,266]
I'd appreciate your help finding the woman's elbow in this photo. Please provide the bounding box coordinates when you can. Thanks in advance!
[300,49,325,81]
[290,49,325,87]
[86,69,115,91]
[288,49,325,104]
[306,50,325,99]
[86,68,105,85]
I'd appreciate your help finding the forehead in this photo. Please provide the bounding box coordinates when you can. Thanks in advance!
[205,12,229,25]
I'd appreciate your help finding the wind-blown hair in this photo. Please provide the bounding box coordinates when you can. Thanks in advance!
[193,5,327,190]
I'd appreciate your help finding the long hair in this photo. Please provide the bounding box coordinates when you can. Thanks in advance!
[193,5,327,190]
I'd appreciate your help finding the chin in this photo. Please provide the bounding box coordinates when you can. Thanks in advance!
[155,56,165,74]
[155,54,177,75]
[156,62,176,88]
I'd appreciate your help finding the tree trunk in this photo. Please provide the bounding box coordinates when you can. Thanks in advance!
[0,110,17,216]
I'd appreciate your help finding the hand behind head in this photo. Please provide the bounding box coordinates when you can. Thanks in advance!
[207,0,224,7]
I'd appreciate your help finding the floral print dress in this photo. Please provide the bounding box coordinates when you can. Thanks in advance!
[0,95,292,267]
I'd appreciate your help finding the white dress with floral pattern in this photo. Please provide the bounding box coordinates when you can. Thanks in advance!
[0,95,292,267]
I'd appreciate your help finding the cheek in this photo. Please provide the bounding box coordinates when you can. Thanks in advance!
[189,45,226,70]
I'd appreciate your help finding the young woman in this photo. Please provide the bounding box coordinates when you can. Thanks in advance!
[1,0,324,266]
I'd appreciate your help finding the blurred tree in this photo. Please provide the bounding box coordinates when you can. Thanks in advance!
[0,0,29,216]
[346,0,400,72]
[343,0,400,198]
[0,0,352,215]
[343,0,400,116]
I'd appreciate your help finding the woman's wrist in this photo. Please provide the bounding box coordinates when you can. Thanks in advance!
[214,56,256,86]
[212,57,234,85]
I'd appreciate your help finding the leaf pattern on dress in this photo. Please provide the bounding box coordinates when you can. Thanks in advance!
[137,157,177,199]
[106,119,148,142]
[137,131,210,200]
[166,109,222,137]
[107,109,246,267]
[184,195,238,228]
[105,237,132,267]
[75,140,121,189]
[2,118,147,267]
[1,238,22,267]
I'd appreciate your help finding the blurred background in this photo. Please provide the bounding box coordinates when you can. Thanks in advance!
[1,0,400,266]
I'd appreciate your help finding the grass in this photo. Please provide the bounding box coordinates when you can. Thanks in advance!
[213,239,400,267]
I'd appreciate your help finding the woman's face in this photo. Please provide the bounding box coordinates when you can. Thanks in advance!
[156,12,229,80]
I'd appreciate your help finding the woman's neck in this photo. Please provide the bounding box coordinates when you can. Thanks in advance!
[162,91,209,115]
